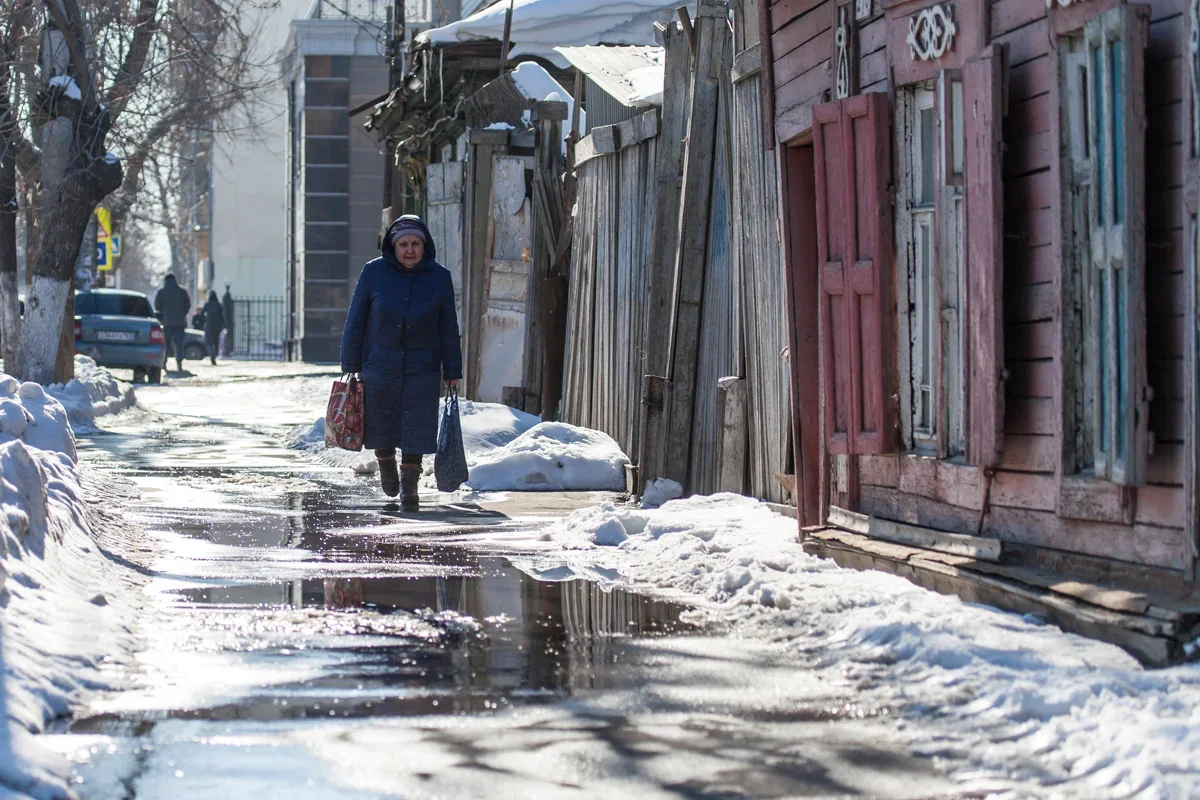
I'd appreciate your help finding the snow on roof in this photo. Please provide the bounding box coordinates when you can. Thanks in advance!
[416,0,678,67]
[554,45,664,107]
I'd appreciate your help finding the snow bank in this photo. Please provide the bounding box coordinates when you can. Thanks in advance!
[0,372,137,798]
[533,494,1200,796]
[466,422,628,491]
[418,0,679,66]
[47,356,136,430]
[285,398,540,478]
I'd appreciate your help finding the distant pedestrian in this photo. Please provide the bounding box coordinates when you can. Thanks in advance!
[340,215,462,510]
[203,291,225,366]
[221,286,235,356]
[154,273,190,372]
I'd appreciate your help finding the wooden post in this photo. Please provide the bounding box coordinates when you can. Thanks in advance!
[662,0,726,490]
[717,376,748,494]
[636,19,692,490]
[463,132,500,398]
[525,100,568,416]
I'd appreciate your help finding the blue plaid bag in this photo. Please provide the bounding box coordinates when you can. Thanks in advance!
[435,387,469,492]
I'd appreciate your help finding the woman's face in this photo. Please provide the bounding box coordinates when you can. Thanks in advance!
[393,233,425,268]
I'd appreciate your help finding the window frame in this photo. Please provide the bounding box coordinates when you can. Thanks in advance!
[896,76,967,460]
[1055,4,1150,519]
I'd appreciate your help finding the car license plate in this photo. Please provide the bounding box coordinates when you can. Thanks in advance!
[96,330,136,342]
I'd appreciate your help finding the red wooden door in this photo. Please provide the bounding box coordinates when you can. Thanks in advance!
[811,92,897,455]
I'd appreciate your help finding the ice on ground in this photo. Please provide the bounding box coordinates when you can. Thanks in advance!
[418,0,679,66]
[640,477,681,508]
[0,371,139,798]
[466,422,628,492]
[47,356,136,430]
[528,493,1200,797]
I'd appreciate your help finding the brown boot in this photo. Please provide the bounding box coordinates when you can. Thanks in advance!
[377,455,400,498]
[400,459,421,511]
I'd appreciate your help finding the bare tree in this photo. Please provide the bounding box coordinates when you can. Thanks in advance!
[0,0,270,383]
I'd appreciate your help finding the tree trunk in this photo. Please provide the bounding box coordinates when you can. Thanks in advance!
[23,184,42,289]
[0,144,18,370]
[13,162,121,385]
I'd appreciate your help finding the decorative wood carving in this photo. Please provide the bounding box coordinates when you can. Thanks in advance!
[834,4,858,99]
[855,0,873,21]
[1046,0,1089,8]
[907,4,957,62]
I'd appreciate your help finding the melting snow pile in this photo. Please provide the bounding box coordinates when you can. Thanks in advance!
[531,493,1200,796]
[0,373,137,799]
[47,355,136,429]
[418,0,678,65]
[466,422,628,491]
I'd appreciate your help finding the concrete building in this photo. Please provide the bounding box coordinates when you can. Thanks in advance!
[282,0,452,362]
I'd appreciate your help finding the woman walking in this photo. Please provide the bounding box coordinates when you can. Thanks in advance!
[202,291,225,366]
[340,215,462,510]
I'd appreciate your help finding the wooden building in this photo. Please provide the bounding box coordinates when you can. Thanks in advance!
[760,0,1199,597]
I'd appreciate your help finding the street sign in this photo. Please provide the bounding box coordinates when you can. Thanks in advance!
[109,233,122,257]
[96,206,112,238]
[96,240,110,270]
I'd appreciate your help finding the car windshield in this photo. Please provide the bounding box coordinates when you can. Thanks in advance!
[84,293,154,318]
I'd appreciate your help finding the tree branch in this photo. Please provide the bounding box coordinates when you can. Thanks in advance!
[105,0,160,124]
[42,0,95,113]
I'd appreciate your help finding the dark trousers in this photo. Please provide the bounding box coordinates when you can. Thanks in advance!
[375,450,423,465]
[164,326,186,367]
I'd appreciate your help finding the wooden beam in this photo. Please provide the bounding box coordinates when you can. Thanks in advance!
[637,19,694,490]
[732,42,762,83]
[717,377,748,493]
[663,2,728,490]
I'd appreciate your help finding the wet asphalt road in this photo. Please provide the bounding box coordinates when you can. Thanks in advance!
[47,365,961,799]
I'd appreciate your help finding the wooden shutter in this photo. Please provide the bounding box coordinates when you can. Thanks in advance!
[812,92,897,455]
[1086,5,1149,485]
[964,46,1006,468]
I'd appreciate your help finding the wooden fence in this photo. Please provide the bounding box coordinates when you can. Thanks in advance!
[561,0,793,502]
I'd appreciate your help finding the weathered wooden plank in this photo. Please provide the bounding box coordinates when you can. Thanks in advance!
[637,20,691,490]
[1148,442,1185,484]
[1001,433,1057,472]
[1006,92,1054,139]
[859,454,899,487]
[991,470,1057,511]
[773,26,832,86]
[1137,485,1187,528]
[1147,56,1185,108]
[1150,398,1184,442]
[861,485,1191,570]
[1004,282,1055,323]
[664,0,728,489]
[775,95,820,143]
[869,516,1003,560]
[1008,55,1054,104]
[1004,132,1052,179]
[1005,205,1055,248]
[1147,313,1187,358]
[717,377,749,493]
[994,16,1050,67]
[733,41,762,82]
[897,456,983,510]
[1148,101,1185,147]
[1006,397,1056,435]
[1004,243,1055,286]
[965,46,1006,469]
[1148,13,1186,61]
[775,57,832,111]
[1058,476,1137,525]
[1006,320,1056,360]
[770,0,831,56]
[1147,187,1185,229]
[1006,359,1056,398]
[858,15,885,55]
[990,0,1045,40]
[859,47,887,89]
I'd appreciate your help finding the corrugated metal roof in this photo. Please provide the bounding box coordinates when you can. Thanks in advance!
[553,45,663,107]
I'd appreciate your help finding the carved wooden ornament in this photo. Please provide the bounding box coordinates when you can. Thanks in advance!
[835,6,852,99]
[855,0,873,21]
[906,4,957,62]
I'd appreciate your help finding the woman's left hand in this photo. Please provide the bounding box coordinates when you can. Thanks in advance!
[445,379,459,389]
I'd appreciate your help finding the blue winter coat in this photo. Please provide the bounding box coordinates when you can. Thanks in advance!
[339,217,462,453]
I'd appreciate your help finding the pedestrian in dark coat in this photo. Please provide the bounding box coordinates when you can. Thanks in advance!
[221,286,235,355]
[154,273,190,372]
[340,215,462,509]
[203,291,225,366]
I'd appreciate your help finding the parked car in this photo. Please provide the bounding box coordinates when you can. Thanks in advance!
[181,329,210,360]
[74,289,167,384]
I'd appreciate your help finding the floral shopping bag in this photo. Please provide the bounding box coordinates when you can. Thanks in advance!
[325,375,364,451]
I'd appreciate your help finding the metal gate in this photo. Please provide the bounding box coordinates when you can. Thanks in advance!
[231,297,285,361]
